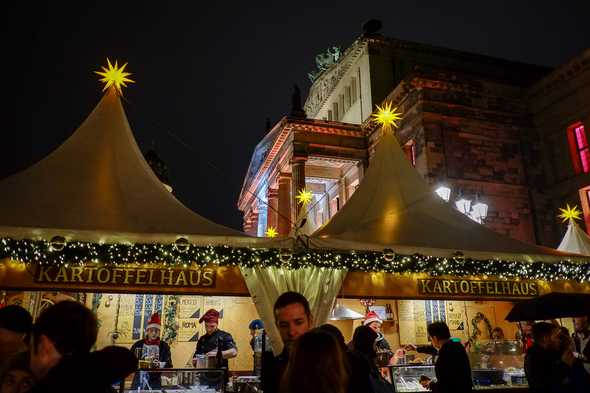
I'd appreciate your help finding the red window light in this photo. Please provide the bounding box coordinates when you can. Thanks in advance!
[568,123,590,174]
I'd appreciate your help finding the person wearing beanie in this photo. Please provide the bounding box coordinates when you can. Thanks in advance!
[0,305,33,371]
[362,311,393,362]
[130,313,172,390]
[192,309,237,370]
[248,319,264,351]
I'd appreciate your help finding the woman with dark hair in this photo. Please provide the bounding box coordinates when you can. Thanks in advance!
[351,325,394,393]
[282,328,349,393]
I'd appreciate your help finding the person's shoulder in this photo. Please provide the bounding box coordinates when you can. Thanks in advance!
[219,330,235,339]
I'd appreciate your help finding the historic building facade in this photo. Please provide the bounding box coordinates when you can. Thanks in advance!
[239,32,590,248]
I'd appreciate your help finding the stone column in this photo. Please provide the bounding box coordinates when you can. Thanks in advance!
[244,210,259,236]
[267,188,279,231]
[277,174,292,235]
[291,157,307,218]
[338,176,348,208]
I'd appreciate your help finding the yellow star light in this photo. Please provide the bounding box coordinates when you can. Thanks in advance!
[295,189,313,206]
[372,102,402,129]
[265,227,278,238]
[95,58,135,94]
[558,204,583,223]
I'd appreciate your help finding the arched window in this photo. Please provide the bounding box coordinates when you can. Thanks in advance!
[567,123,589,174]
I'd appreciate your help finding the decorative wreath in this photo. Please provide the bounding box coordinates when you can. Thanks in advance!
[469,312,493,344]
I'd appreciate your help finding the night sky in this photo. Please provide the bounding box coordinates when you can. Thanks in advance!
[2,1,589,230]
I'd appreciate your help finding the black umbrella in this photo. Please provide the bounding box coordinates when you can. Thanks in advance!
[506,292,590,322]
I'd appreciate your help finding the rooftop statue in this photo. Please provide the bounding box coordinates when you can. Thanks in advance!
[308,46,342,82]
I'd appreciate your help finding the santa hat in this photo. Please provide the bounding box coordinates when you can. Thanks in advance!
[199,309,220,324]
[363,311,382,326]
[146,313,161,330]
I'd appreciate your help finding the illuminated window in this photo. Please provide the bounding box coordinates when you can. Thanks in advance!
[581,186,590,235]
[351,77,357,103]
[568,123,590,174]
[403,140,416,167]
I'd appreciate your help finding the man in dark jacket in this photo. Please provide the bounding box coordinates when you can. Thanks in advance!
[572,316,590,375]
[408,322,472,393]
[261,292,313,393]
[524,322,561,393]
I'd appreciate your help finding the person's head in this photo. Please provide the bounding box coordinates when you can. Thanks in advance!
[531,322,559,350]
[0,305,33,354]
[274,292,313,348]
[248,319,264,337]
[573,316,589,333]
[427,322,451,350]
[318,324,347,352]
[145,313,161,341]
[351,325,378,359]
[491,327,505,340]
[0,351,34,393]
[282,329,349,393]
[556,326,573,353]
[363,311,383,334]
[523,321,534,336]
[29,300,98,380]
[199,309,220,335]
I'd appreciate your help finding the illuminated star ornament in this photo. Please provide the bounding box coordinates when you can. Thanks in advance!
[265,227,278,238]
[558,204,582,223]
[296,189,313,206]
[372,102,402,129]
[95,58,135,94]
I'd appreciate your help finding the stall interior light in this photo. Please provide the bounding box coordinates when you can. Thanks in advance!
[435,186,451,202]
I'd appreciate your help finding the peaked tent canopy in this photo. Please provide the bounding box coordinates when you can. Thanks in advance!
[310,127,583,262]
[558,220,590,256]
[0,88,285,247]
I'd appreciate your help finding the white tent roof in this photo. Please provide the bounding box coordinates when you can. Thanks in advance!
[310,127,583,262]
[558,220,590,256]
[0,88,286,247]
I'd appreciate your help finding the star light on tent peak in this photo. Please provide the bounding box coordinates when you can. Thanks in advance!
[95,58,135,94]
[558,204,582,223]
[372,102,402,129]
[296,189,313,206]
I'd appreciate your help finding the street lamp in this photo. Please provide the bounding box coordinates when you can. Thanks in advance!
[435,186,451,202]
[434,186,488,224]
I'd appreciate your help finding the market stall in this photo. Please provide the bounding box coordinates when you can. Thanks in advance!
[0,66,293,377]
[304,105,590,392]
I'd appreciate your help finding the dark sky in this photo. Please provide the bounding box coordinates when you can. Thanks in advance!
[2,1,589,230]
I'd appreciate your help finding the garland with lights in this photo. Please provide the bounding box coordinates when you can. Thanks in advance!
[163,295,179,344]
[1,237,589,282]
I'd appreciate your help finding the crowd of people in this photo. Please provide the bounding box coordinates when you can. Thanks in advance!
[1,294,589,393]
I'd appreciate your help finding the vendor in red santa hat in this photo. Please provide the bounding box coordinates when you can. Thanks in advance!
[130,312,173,389]
[192,308,238,370]
[363,311,394,362]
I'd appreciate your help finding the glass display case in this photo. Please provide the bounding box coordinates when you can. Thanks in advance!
[383,340,528,392]
[117,368,227,393]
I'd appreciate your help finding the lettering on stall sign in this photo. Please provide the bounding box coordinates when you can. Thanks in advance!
[418,279,538,297]
[34,265,216,288]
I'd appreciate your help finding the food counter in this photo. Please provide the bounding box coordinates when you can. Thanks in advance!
[117,368,226,393]
[382,340,528,393]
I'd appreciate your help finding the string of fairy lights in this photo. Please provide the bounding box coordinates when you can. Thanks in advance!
[1,237,589,282]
